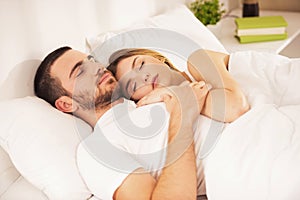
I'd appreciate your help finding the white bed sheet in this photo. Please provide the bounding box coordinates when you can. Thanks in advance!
[203,51,300,200]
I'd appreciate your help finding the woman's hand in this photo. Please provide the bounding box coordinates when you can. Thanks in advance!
[137,81,211,121]
[187,49,250,122]
[189,81,212,114]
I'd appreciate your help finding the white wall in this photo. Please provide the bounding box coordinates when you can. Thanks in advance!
[259,0,300,12]
[233,0,300,12]
[0,0,187,86]
[0,0,87,85]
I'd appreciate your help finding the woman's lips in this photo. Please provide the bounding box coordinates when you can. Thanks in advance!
[152,74,158,89]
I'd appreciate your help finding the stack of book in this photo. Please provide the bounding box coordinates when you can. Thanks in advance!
[235,15,288,43]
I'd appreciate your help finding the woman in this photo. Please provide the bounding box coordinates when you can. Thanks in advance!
[107,48,250,122]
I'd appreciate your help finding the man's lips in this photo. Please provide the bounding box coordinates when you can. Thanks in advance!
[98,72,112,85]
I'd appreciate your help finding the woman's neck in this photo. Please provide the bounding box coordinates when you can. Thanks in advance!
[170,71,190,85]
[180,72,192,82]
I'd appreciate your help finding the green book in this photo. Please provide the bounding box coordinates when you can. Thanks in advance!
[235,16,288,30]
[236,33,288,44]
[235,16,288,43]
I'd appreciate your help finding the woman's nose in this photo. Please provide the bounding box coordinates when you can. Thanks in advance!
[144,73,150,82]
[135,73,150,89]
[133,68,150,83]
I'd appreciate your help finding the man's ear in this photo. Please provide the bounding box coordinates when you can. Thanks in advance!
[55,96,78,113]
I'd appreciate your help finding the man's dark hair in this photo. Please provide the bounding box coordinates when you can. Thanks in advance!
[34,46,72,107]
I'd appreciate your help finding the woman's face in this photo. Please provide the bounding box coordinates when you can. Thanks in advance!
[115,55,181,100]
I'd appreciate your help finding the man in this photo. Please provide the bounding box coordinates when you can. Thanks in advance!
[34,46,210,200]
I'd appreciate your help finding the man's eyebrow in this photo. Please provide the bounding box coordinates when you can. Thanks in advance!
[69,60,83,78]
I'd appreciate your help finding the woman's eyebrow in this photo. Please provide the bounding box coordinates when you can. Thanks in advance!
[69,60,83,78]
[132,56,138,69]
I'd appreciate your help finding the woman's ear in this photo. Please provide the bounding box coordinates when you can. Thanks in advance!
[55,96,78,113]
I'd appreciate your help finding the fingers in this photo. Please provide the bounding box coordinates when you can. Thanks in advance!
[137,81,212,108]
[189,81,212,113]
[206,83,212,91]
[190,81,212,92]
[189,81,205,88]
[137,95,162,107]
[137,92,171,107]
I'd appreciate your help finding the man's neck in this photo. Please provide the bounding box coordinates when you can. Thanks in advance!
[75,98,124,128]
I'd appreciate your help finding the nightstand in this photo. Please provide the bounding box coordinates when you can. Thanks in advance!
[209,8,300,54]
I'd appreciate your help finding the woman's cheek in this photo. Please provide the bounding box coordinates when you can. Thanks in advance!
[133,85,154,100]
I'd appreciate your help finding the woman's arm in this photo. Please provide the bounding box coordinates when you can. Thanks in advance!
[187,49,250,122]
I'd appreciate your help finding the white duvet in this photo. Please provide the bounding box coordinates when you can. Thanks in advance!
[204,51,300,200]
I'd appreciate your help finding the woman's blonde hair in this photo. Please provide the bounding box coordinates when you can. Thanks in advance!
[107,48,181,76]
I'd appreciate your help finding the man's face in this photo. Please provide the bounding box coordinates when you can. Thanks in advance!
[51,49,118,110]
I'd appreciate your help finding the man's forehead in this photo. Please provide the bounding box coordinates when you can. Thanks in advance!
[51,49,87,74]
[56,50,86,66]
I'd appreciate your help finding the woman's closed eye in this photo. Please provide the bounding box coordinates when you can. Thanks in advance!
[133,57,144,71]
[76,55,96,78]
[139,61,144,71]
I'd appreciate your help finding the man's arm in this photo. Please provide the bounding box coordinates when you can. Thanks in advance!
[187,49,250,122]
[114,140,196,200]
[114,84,208,200]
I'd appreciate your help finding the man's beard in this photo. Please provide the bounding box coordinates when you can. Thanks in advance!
[72,79,120,111]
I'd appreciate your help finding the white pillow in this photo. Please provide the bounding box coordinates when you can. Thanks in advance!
[86,4,227,56]
[0,96,92,199]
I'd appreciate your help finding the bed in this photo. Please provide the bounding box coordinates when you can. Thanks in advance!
[1,0,300,200]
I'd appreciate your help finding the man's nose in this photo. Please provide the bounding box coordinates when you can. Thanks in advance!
[96,66,106,76]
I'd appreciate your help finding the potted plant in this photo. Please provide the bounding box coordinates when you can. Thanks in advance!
[189,0,226,26]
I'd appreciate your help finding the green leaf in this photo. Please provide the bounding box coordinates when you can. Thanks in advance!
[189,0,226,26]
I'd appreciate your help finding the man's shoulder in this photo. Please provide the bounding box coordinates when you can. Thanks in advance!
[95,99,170,135]
[98,99,169,122]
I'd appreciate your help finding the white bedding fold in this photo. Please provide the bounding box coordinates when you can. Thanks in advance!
[229,51,300,106]
[204,51,300,200]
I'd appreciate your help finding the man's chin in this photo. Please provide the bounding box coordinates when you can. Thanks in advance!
[91,80,120,109]
[94,89,115,108]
